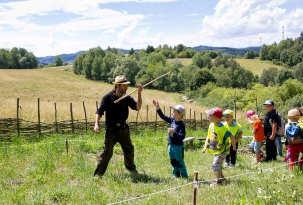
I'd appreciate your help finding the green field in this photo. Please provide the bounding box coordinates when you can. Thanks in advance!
[1,129,302,205]
[167,58,193,66]
[0,66,204,122]
[168,58,284,75]
[235,58,285,75]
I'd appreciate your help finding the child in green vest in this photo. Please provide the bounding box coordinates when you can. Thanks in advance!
[202,107,236,185]
[223,109,243,167]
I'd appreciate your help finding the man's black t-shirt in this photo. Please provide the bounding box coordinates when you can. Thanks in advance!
[263,109,281,136]
[96,91,138,127]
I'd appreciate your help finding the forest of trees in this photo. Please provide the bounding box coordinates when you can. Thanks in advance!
[73,33,303,115]
[0,47,37,69]
[73,46,256,92]
[260,32,303,66]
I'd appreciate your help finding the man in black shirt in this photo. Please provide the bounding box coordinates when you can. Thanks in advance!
[93,75,142,177]
[263,100,281,161]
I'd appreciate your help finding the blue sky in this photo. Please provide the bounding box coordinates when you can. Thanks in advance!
[0,0,302,56]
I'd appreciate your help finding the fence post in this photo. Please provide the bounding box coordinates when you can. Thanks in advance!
[135,111,139,128]
[194,111,196,130]
[83,101,88,132]
[233,99,237,120]
[255,97,258,114]
[200,112,203,128]
[155,108,158,130]
[192,171,199,205]
[54,102,58,133]
[65,138,69,155]
[70,103,74,133]
[146,105,149,122]
[16,98,20,137]
[37,98,41,136]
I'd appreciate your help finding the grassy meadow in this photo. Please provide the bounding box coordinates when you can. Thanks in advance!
[235,58,284,75]
[167,58,193,66]
[1,129,303,205]
[168,57,284,75]
[0,66,204,123]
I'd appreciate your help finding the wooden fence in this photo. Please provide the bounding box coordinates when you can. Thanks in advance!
[0,98,209,139]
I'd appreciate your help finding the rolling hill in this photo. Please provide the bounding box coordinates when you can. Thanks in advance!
[0,66,204,122]
[37,46,261,65]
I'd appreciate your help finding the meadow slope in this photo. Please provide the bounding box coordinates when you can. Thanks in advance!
[0,130,302,205]
[0,66,204,122]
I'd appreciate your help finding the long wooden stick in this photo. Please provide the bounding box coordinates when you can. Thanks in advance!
[114,71,171,104]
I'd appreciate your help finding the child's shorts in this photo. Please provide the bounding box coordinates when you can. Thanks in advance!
[212,153,226,172]
[250,141,263,153]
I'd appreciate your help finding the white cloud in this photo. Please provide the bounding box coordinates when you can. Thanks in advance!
[99,0,177,3]
[0,0,303,56]
[199,0,303,47]
[0,0,147,55]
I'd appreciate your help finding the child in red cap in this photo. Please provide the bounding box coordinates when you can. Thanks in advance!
[203,107,236,185]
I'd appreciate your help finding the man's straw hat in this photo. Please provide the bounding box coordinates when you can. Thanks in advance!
[113,75,131,85]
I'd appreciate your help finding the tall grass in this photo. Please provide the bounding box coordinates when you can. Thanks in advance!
[0,129,302,205]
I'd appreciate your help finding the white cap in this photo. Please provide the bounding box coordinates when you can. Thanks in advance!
[171,104,185,114]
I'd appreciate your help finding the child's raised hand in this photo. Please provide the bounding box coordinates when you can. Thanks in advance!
[152,100,160,109]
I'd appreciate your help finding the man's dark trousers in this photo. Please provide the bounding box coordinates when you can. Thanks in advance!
[265,136,277,161]
[94,125,136,176]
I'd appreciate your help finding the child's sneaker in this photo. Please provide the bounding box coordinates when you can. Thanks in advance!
[224,162,230,168]
[210,178,227,187]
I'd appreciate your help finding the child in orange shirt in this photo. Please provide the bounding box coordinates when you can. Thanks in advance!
[246,110,265,163]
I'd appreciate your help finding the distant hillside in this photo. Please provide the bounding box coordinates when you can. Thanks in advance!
[37,46,261,65]
[37,51,84,65]
[192,46,261,56]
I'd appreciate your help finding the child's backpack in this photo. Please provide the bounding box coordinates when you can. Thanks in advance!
[285,123,303,143]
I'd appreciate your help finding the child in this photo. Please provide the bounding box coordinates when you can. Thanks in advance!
[285,108,303,170]
[202,107,235,185]
[246,110,265,163]
[152,100,188,178]
[223,109,243,167]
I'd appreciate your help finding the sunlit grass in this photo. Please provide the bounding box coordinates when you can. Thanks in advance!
[0,129,302,205]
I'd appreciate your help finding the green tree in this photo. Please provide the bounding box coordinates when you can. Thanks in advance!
[260,45,269,60]
[192,53,211,68]
[244,51,257,59]
[129,48,135,55]
[54,56,63,66]
[146,45,155,53]
[259,67,278,86]
[293,62,303,82]
[275,68,293,85]
[91,56,103,80]
[175,44,186,53]
[111,57,141,85]
[190,68,216,90]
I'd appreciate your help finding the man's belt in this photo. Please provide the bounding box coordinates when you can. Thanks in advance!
[107,122,127,128]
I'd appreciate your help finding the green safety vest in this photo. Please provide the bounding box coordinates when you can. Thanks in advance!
[206,122,231,155]
[224,121,242,140]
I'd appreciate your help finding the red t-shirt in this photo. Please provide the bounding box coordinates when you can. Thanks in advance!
[253,119,265,142]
